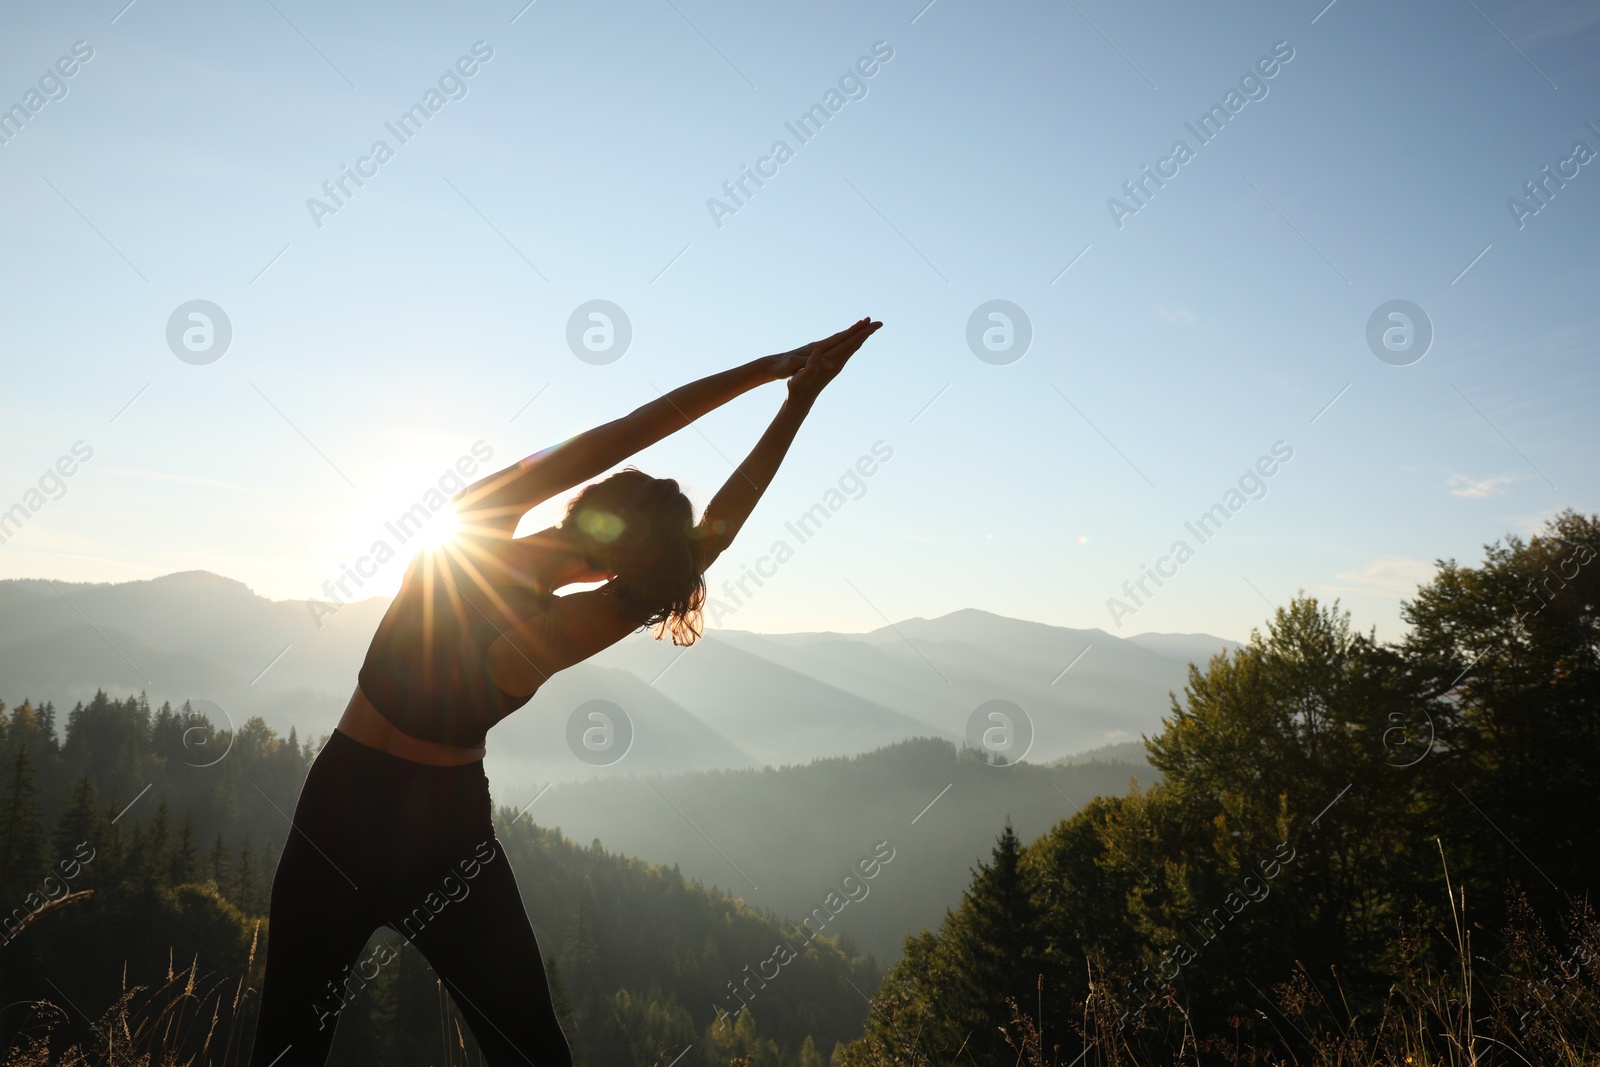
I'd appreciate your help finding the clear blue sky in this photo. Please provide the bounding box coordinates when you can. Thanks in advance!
[2,0,1596,643]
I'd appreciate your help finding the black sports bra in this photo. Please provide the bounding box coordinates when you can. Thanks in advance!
[357,536,555,748]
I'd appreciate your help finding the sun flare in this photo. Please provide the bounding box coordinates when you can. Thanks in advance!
[414,504,462,551]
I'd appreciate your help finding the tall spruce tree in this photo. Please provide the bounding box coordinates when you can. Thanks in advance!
[0,742,46,897]
[946,822,1045,1063]
[172,808,199,885]
[36,701,59,759]
[142,800,173,892]
[210,832,230,890]
[51,774,104,890]
[234,837,256,912]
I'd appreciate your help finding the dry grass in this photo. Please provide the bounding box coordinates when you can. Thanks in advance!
[7,869,1599,1067]
[886,856,1600,1067]
[4,925,260,1067]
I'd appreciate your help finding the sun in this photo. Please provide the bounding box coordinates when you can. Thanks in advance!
[414,504,462,551]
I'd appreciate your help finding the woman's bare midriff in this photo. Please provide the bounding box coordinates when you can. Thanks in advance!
[335,685,486,766]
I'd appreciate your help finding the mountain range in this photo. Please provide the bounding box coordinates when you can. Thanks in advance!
[0,569,1242,960]
[0,571,1237,788]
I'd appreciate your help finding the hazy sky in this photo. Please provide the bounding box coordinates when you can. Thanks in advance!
[2,0,1596,644]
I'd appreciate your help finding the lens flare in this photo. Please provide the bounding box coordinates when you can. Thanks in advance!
[415,505,461,550]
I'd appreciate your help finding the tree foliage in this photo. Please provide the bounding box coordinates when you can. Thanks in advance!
[842,510,1600,1065]
[0,690,881,1067]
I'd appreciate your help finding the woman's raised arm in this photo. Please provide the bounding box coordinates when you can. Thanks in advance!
[453,355,778,538]
[455,319,879,538]
[695,319,882,569]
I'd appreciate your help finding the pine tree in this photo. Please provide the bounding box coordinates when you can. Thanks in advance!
[52,774,98,854]
[0,742,47,897]
[151,701,181,763]
[124,823,147,893]
[946,821,1045,1064]
[210,832,230,890]
[52,774,104,890]
[235,837,256,912]
[96,790,127,887]
[5,703,50,779]
[141,800,173,892]
[562,893,607,1034]
[37,702,59,759]
[562,895,603,984]
[545,957,578,1042]
[171,808,199,885]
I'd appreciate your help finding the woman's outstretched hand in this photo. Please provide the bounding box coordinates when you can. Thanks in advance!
[770,318,876,379]
[777,317,883,404]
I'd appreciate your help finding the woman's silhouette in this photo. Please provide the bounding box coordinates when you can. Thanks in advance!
[245,317,883,1067]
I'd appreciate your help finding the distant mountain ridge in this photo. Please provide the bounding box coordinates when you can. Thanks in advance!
[525,735,1158,961]
[0,571,1239,785]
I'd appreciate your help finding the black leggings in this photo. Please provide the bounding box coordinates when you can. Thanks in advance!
[245,728,572,1067]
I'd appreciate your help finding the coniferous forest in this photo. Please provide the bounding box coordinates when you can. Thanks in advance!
[841,510,1600,1066]
[0,689,878,1067]
[2,511,1597,1065]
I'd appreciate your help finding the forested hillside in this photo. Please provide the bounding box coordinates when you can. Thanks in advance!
[521,737,1151,961]
[5,513,1595,1065]
[841,510,1600,1065]
[0,694,881,1066]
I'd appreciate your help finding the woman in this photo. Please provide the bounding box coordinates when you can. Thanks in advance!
[245,316,884,1067]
